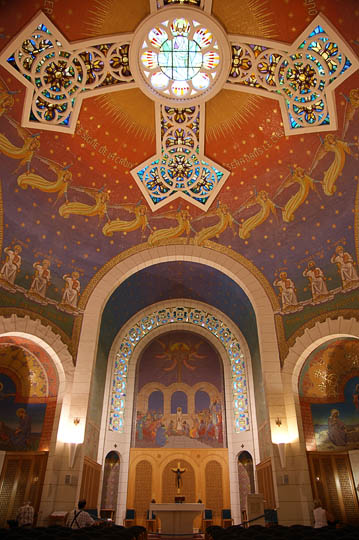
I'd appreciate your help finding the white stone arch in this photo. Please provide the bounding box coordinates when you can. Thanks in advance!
[96,298,258,525]
[77,245,280,462]
[0,314,74,523]
[282,316,359,446]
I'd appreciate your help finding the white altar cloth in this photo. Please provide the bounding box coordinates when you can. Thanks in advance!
[149,503,204,534]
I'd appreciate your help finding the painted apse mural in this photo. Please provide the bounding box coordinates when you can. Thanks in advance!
[299,337,359,452]
[132,331,226,449]
[0,0,358,423]
[0,335,58,451]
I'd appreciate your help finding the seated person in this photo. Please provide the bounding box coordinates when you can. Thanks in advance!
[66,499,95,529]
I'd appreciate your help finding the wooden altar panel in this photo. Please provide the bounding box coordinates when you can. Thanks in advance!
[134,460,152,524]
[205,460,223,521]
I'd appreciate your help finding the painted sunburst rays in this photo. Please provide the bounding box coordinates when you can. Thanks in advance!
[83,0,276,140]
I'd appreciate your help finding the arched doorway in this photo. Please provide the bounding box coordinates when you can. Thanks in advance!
[298,337,359,524]
[0,336,59,526]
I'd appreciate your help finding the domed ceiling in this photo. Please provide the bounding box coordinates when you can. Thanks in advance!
[0,0,358,363]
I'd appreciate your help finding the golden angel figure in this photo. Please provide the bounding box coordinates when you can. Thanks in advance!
[193,202,236,245]
[311,134,357,196]
[59,186,109,220]
[102,202,150,237]
[0,119,40,173]
[18,158,72,201]
[148,208,191,246]
[278,167,319,223]
[0,76,18,117]
[237,190,277,240]
[342,88,359,138]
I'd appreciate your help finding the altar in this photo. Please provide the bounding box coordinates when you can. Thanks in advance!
[149,503,205,534]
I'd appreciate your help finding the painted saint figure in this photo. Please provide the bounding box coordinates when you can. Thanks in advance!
[12,408,32,450]
[331,245,359,291]
[328,409,347,446]
[273,271,302,313]
[59,271,80,310]
[0,245,22,287]
[303,260,333,304]
[27,259,51,302]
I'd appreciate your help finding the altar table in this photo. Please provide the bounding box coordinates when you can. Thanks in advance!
[149,503,205,534]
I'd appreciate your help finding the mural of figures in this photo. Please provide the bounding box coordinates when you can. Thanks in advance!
[0,374,46,451]
[299,337,359,451]
[132,331,226,449]
[303,260,334,304]
[0,245,22,290]
[331,245,359,291]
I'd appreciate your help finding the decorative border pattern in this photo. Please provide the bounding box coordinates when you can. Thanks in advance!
[109,304,249,434]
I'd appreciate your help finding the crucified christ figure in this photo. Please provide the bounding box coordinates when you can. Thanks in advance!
[171,462,186,494]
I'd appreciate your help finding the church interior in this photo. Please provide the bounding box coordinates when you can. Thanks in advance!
[1,0,359,530]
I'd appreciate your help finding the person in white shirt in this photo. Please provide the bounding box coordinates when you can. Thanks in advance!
[313,499,328,528]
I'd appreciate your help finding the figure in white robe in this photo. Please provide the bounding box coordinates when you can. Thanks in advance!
[60,271,80,309]
[331,245,359,291]
[0,245,22,286]
[303,261,333,304]
[176,407,183,432]
[28,259,51,299]
[273,271,302,312]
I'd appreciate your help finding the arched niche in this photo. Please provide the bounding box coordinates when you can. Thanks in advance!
[298,336,359,452]
[101,451,121,517]
[162,459,195,502]
[0,335,59,452]
[237,451,255,517]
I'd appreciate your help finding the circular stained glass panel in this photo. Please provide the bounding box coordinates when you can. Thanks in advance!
[130,7,230,106]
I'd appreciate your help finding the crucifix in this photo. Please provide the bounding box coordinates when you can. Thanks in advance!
[171,461,186,494]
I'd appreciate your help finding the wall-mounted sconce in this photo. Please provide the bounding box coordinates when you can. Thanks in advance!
[73,417,80,426]
[275,418,282,427]
[68,442,79,469]
[277,442,286,469]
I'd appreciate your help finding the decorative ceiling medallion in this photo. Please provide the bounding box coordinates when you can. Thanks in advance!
[131,103,229,210]
[130,7,230,107]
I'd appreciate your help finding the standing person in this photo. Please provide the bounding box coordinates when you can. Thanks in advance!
[313,499,328,528]
[66,500,94,529]
[16,500,34,528]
